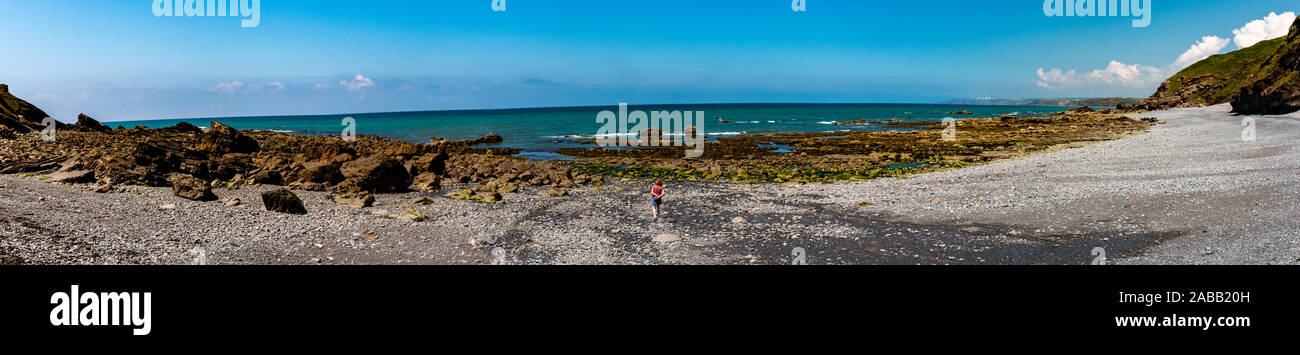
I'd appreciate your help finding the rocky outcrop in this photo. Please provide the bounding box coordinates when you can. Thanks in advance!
[1232,17,1300,114]
[431,134,503,147]
[0,84,62,134]
[73,114,113,133]
[1140,74,1229,110]
[198,122,259,155]
[296,162,344,184]
[337,154,412,194]
[1141,17,1300,112]
[0,89,594,213]
[155,121,203,135]
[261,188,307,214]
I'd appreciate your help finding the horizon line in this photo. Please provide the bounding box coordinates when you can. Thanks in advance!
[102,100,1100,123]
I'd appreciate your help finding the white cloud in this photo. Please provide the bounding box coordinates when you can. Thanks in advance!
[268,81,285,91]
[1233,12,1296,49]
[1173,36,1231,70]
[212,81,245,94]
[1036,61,1164,89]
[340,74,375,91]
[1035,11,1297,91]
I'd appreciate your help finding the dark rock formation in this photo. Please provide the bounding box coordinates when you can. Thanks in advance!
[73,114,113,133]
[198,122,259,155]
[407,151,448,176]
[1232,17,1300,114]
[261,188,307,214]
[337,154,412,193]
[155,122,204,135]
[296,162,344,184]
[0,83,62,134]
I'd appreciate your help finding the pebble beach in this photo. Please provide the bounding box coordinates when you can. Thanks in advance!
[1,105,1296,265]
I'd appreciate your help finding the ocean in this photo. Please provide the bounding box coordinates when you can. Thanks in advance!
[113,103,1070,159]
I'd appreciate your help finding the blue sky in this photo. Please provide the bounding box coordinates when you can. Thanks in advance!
[1,0,1295,121]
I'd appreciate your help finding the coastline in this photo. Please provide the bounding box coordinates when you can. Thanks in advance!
[3,105,1294,265]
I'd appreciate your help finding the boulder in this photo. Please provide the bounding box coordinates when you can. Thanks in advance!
[48,170,94,184]
[496,182,519,194]
[339,154,412,193]
[332,192,375,208]
[408,151,448,176]
[261,188,307,214]
[247,170,283,185]
[173,175,218,201]
[411,173,441,191]
[296,162,344,184]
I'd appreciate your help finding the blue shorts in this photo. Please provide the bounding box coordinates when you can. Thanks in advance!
[652,198,663,206]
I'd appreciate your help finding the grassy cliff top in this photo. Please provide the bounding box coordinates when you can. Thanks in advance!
[1154,36,1286,105]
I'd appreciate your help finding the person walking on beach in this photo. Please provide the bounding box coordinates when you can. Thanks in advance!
[651,179,665,220]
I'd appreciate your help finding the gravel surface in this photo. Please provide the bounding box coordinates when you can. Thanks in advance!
[1,104,1296,265]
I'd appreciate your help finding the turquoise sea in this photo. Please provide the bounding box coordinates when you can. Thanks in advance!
[114,103,1070,159]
